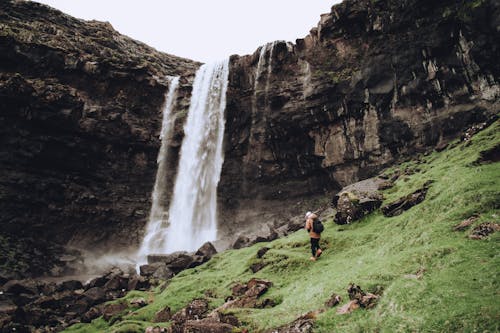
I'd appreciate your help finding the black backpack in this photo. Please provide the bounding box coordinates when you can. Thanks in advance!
[312,219,324,233]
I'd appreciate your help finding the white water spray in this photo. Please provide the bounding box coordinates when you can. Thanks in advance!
[137,76,180,264]
[164,60,229,253]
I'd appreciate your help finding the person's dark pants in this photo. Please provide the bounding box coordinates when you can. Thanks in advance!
[310,238,321,257]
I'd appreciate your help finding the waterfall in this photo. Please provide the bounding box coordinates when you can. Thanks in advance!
[137,76,180,264]
[245,41,277,166]
[164,59,229,253]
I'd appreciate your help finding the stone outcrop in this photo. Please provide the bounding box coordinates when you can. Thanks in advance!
[333,177,385,224]
[0,0,199,277]
[0,267,156,332]
[218,0,499,241]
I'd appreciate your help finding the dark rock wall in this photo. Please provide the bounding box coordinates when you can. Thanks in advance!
[218,0,499,237]
[0,0,198,276]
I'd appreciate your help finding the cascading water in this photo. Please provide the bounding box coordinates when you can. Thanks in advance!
[137,76,180,264]
[164,59,229,253]
[245,41,277,166]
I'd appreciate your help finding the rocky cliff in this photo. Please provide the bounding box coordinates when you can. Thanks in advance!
[0,0,199,277]
[218,0,499,238]
[0,0,498,277]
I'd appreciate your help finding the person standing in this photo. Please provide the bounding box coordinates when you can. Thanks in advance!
[305,211,322,261]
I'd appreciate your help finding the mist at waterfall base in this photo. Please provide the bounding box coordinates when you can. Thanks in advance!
[136,60,230,266]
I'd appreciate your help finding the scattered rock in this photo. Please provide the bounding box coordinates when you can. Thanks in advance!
[381,181,432,217]
[336,300,360,315]
[347,283,380,309]
[324,293,342,308]
[249,261,269,273]
[435,141,449,152]
[2,279,39,295]
[195,242,218,259]
[182,318,235,333]
[82,287,106,305]
[153,306,172,322]
[453,215,479,231]
[140,262,167,277]
[257,247,270,258]
[82,306,102,323]
[102,301,127,321]
[171,298,209,324]
[469,222,500,240]
[129,297,148,308]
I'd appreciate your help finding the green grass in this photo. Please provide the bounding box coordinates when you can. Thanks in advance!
[65,121,500,333]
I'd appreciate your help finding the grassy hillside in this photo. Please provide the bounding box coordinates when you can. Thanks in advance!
[66,121,500,332]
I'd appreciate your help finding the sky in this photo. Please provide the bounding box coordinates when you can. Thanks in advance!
[34,0,342,63]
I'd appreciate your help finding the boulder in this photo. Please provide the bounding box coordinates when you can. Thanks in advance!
[59,279,84,291]
[82,287,106,305]
[2,279,39,295]
[195,242,217,259]
[140,262,168,277]
[164,252,196,274]
[151,265,174,281]
[333,177,384,224]
[127,275,151,291]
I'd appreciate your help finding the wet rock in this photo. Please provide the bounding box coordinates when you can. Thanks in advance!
[469,222,500,240]
[381,182,432,217]
[453,215,479,231]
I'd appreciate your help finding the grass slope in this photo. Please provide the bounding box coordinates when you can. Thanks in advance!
[66,121,500,333]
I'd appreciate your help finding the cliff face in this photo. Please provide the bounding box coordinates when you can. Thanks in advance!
[0,0,498,276]
[218,0,499,237]
[0,1,199,276]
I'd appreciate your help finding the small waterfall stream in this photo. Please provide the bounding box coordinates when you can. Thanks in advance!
[165,60,229,253]
[137,76,180,264]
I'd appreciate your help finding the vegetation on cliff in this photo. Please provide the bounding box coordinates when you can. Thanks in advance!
[66,121,499,332]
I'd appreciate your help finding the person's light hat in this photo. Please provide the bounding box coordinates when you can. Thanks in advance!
[305,211,313,219]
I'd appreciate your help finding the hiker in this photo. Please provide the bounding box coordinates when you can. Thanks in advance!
[305,211,323,261]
